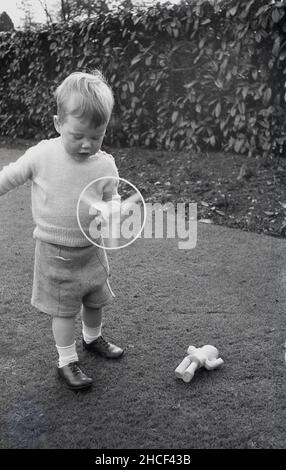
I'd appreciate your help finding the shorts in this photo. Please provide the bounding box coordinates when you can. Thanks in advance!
[31,240,115,317]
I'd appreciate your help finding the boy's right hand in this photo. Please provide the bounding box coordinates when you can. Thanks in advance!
[90,200,121,225]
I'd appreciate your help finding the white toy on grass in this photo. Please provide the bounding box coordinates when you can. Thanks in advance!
[175,345,224,383]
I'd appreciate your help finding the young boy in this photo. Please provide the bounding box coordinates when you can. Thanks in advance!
[0,70,124,391]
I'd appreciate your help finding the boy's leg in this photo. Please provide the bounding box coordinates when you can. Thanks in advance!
[52,316,76,349]
[52,316,93,390]
[81,305,124,358]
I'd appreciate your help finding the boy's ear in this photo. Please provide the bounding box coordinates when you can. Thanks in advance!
[53,115,61,134]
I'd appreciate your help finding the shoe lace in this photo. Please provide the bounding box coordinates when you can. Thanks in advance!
[69,362,81,375]
[97,336,109,349]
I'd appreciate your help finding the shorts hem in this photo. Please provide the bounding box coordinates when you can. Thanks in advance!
[83,297,114,309]
[31,299,79,317]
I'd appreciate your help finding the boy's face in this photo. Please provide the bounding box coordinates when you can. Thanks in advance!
[54,114,107,161]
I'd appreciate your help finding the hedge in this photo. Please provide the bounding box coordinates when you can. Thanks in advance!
[0,0,286,158]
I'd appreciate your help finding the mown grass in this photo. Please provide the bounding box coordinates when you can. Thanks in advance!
[0,147,285,450]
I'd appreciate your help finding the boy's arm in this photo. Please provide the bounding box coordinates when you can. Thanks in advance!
[101,157,121,204]
[102,179,121,203]
[0,150,35,196]
[89,178,121,235]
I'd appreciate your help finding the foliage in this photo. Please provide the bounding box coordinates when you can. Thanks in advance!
[0,12,14,32]
[41,0,135,24]
[56,0,109,22]
[0,0,286,158]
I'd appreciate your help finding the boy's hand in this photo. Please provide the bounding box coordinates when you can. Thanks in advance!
[89,200,121,247]
[90,200,121,225]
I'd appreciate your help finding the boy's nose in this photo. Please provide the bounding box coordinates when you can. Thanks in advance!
[82,140,91,148]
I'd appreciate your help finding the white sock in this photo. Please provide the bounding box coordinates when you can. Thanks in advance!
[56,342,78,368]
[82,322,102,344]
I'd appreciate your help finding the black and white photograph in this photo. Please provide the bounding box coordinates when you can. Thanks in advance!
[0,0,285,458]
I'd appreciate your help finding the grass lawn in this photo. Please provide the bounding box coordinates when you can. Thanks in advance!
[0,143,285,450]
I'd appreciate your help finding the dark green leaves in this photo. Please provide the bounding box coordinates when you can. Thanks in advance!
[0,0,285,158]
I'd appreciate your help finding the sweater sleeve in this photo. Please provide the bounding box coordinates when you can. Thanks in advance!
[0,146,37,196]
[101,152,121,203]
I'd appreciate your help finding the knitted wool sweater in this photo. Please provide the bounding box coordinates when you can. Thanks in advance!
[0,137,119,246]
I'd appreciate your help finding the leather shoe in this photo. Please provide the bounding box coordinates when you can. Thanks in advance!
[83,336,124,359]
[57,362,93,390]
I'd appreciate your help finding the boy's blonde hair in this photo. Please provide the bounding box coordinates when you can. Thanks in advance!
[55,70,114,127]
